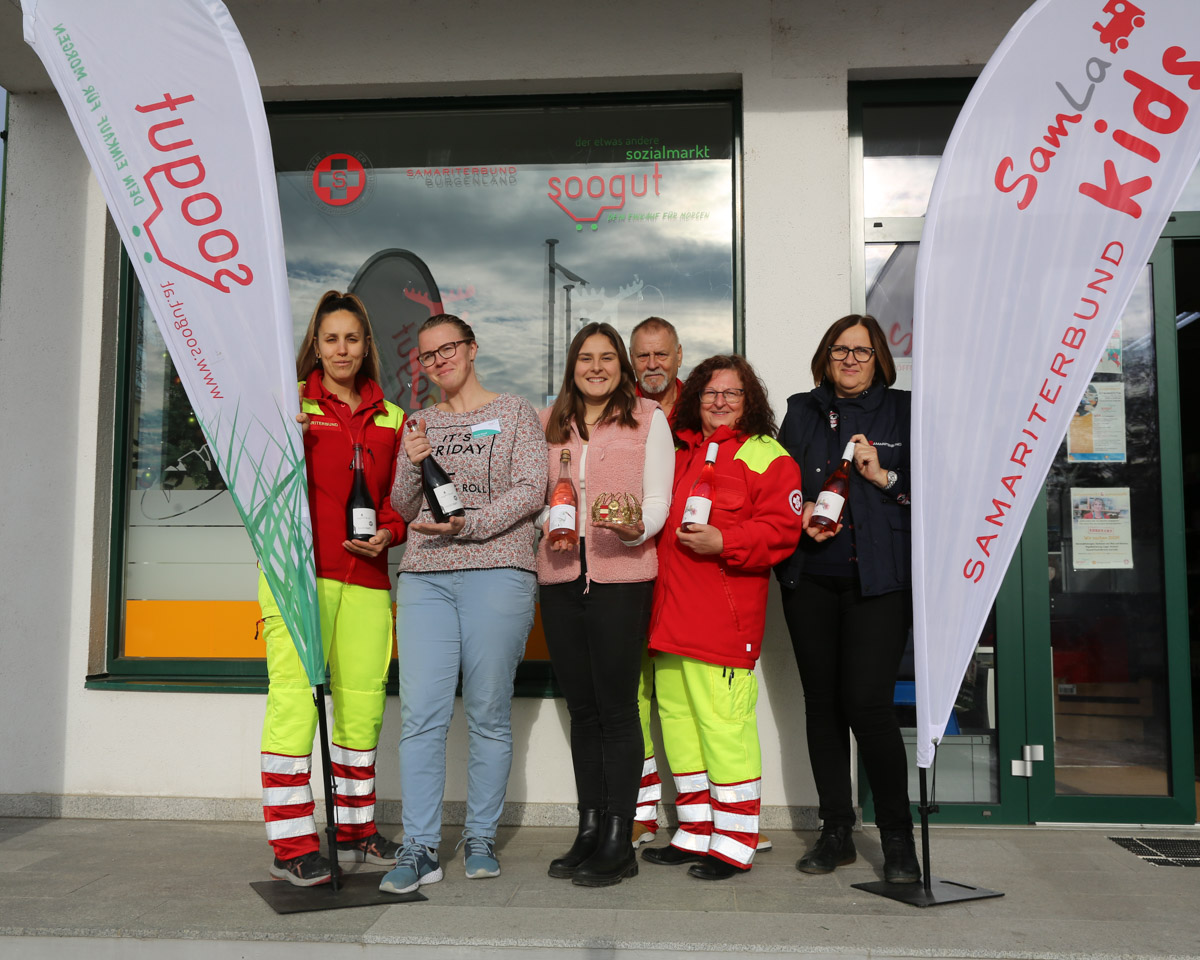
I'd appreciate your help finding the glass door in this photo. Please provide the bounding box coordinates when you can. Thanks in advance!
[1023,240,1195,824]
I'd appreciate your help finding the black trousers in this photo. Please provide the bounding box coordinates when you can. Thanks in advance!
[540,546,653,821]
[781,573,913,832]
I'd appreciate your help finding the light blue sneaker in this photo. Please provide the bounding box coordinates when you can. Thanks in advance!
[460,835,500,879]
[379,840,442,894]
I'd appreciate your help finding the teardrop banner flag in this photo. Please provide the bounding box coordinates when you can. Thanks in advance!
[913,0,1200,767]
[23,0,323,683]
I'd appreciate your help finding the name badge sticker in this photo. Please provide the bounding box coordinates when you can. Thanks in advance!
[471,419,502,439]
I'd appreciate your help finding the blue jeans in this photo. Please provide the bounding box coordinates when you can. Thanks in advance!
[396,567,536,848]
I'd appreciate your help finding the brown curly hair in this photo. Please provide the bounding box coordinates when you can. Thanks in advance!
[672,355,777,441]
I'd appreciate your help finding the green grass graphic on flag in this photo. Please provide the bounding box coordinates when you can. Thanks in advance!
[206,402,323,686]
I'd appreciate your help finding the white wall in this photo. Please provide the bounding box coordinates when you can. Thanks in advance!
[0,0,1026,818]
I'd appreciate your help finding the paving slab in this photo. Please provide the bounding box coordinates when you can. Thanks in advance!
[1,818,1199,959]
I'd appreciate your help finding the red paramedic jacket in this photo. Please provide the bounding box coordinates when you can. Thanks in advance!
[648,425,804,669]
[301,371,406,591]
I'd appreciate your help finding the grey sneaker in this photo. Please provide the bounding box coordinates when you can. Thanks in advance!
[270,851,334,887]
[460,835,500,879]
[379,840,442,894]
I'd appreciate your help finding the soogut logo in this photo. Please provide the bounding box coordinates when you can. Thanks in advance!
[547,162,663,231]
[135,92,253,292]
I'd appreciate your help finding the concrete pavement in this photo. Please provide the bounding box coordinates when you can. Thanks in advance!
[2,817,1198,959]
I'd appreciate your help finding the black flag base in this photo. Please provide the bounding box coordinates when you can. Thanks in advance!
[851,875,1002,908]
[249,683,426,913]
[250,872,426,914]
[851,765,1004,909]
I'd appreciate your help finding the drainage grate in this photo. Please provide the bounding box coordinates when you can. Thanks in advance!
[1109,837,1200,867]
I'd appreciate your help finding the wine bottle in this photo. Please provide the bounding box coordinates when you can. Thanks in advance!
[409,419,465,524]
[681,442,719,526]
[809,440,856,533]
[548,449,579,545]
[346,443,377,541]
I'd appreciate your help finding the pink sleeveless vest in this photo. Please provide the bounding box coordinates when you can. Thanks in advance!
[537,397,659,585]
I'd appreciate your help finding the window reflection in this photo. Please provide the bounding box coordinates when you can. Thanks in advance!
[861,101,961,219]
[1175,160,1200,213]
[865,242,916,388]
[120,96,739,664]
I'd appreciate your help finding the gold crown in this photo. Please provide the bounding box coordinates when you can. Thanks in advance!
[590,492,643,525]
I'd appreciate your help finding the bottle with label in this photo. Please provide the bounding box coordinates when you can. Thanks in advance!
[548,449,579,546]
[346,443,377,541]
[681,442,719,526]
[409,419,466,524]
[809,440,856,533]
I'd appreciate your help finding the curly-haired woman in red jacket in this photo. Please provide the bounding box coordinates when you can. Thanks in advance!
[640,355,805,880]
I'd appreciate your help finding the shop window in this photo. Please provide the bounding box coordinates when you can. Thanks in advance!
[103,92,741,690]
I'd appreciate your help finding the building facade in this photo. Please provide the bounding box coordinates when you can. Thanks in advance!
[0,0,1195,828]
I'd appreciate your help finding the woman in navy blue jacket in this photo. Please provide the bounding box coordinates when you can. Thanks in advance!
[776,314,919,885]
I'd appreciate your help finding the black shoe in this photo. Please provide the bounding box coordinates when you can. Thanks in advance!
[573,813,638,887]
[337,831,404,865]
[641,843,706,866]
[269,851,334,887]
[881,829,921,883]
[688,855,743,880]
[548,808,603,879]
[796,824,856,874]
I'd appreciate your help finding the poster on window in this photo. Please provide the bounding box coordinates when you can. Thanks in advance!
[1096,320,1123,375]
[1070,487,1133,569]
[1067,381,1127,462]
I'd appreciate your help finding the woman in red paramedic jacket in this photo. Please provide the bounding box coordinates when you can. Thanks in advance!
[258,290,406,887]
[640,355,804,880]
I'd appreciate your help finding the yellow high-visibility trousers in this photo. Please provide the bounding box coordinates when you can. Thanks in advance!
[258,574,393,858]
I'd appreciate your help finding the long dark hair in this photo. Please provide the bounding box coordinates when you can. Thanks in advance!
[296,290,382,385]
[545,322,639,444]
[809,313,896,387]
[673,354,777,441]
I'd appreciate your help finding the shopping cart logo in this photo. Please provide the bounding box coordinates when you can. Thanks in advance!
[547,162,662,231]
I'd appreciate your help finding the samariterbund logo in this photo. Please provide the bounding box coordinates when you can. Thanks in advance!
[136,92,253,293]
[307,151,376,214]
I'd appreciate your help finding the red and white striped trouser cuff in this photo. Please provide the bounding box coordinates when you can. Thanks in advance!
[636,755,662,825]
[707,778,761,869]
[261,752,318,860]
[331,743,378,841]
[669,771,712,854]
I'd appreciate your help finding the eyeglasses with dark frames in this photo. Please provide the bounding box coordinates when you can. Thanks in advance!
[700,388,746,404]
[828,345,875,362]
[417,338,474,367]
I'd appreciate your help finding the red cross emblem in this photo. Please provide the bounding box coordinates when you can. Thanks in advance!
[311,154,367,206]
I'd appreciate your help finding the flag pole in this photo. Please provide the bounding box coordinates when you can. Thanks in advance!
[313,684,342,893]
[852,742,1002,907]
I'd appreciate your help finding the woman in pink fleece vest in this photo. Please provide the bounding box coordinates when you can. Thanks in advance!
[537,322,675,887]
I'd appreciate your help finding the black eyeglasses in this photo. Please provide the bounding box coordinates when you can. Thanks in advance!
[700,388,746,404]
[828,345,875,362]
[417,338,474,367]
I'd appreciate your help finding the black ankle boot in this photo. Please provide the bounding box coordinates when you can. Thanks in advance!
[881,829,921,883]
[796,824,856,875]
[548,808,603,879]
[572,813,638,886]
